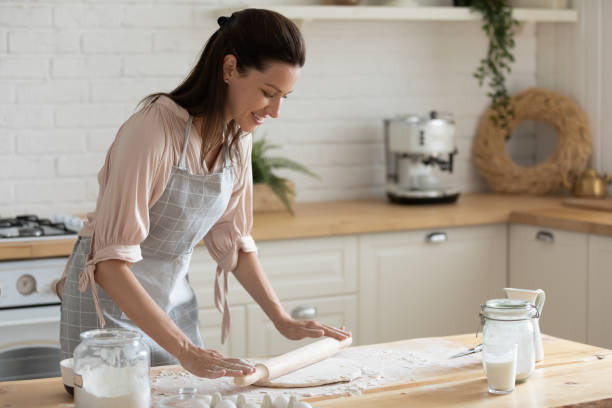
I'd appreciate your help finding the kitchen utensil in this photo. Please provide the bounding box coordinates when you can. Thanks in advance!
[563,169,612,198]
[449,343,483,359]
[562,198,612,212]
[504,288,546,362]
[384,111,460,205]
[234,337,352,387]
[480,299,538,382]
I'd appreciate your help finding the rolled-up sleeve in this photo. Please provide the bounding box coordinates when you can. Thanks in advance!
[203,133,257,272]
[89,104,170,269]
[76,103,172,327]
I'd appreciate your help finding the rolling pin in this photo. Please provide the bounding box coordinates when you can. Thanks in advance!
[234,337,352,387]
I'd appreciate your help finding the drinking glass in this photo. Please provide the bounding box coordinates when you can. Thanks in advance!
[482,343,518,395]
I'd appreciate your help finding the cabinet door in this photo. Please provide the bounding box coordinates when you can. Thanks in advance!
[188,236,357,308]
[359,225,507,345]
[587,234,612,348]
[198,306,247,357]
[509,224,587,342]
[246,295,357,357]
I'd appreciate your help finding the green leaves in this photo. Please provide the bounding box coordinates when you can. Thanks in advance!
[471,0,519,139]
[251,137,320,215]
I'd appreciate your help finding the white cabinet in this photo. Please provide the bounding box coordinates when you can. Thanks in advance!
[198,306,247,357]
[359,224,507,345]
[189,235,358,357]
[246,295,357,357]
[188,236,358,309]
[587,234,612,349]
[509,224,588,343]
[189,220,608,354]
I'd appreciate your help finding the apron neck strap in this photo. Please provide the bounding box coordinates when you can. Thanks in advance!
[178,115,193,169]
[180,116,233,170]
[223,134,232,168]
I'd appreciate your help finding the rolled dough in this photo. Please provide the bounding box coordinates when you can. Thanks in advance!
[253,357,362,388]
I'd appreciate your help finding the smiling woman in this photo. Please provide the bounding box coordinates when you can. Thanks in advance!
[56,8,351,381]
[142,8,305,168]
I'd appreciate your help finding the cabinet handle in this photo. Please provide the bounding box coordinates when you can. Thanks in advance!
[291,305,317,320]
[536,230,554,243]
[425,232,448,244]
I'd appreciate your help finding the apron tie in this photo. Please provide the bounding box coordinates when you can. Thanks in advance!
[79,254,106,328]
[214,265,231,344]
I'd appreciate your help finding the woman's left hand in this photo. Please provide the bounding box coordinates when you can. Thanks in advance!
[274,314,351,342]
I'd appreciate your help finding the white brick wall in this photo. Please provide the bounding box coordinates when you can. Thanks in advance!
[0,0,540,217]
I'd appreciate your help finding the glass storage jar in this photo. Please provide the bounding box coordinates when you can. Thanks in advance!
[158,387,214,408]
[73,329,150,408]
[480,299,538,382]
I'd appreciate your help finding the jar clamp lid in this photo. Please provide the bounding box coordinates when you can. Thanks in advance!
[478,298,539,334]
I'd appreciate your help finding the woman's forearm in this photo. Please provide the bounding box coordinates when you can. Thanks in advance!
[94,259,193,359]
[232,251,288,324]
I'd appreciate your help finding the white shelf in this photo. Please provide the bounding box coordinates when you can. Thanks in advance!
[215,5,577,23]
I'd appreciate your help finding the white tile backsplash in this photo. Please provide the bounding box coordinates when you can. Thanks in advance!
[0,1,541,216]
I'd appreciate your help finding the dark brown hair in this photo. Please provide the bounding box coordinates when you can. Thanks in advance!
[141,8,305,167]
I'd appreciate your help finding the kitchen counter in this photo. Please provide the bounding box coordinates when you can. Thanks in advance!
[2,193,611,261]
[1,333,611,407]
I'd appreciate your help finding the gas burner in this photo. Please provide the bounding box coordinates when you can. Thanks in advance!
[18,227,44,237]
[16,215,39,222]
[0,214,83,240]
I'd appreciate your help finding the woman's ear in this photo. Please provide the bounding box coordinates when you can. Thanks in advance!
[222,54,238,83]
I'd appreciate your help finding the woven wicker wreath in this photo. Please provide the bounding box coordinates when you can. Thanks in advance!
[472,87,592,194]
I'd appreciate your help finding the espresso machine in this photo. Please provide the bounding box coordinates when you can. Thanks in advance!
[384,111,460,204]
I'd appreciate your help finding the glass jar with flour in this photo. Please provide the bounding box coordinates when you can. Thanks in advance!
[73,329,151,408]
[480,299,538,382]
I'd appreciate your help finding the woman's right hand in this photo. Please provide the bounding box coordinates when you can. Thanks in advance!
[177,343,256,379]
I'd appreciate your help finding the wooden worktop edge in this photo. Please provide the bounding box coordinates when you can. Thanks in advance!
[2,194,611,261]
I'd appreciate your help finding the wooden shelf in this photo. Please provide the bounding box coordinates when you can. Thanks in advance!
[215,5,577,23]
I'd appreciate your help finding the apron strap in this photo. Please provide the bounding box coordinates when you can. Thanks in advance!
[214,265,231,344]
[223,135,232,169]
[79,234,106,328]
[178,115,193,169]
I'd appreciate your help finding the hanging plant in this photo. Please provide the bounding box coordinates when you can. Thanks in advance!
[471,0,520,139]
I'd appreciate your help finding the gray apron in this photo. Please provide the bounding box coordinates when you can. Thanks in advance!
[60,116,234,366]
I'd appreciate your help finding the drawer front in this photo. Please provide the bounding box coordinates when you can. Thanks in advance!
[359,224,507,345]
[188,236,358,308]
[509,224,588,342]
[246,295,357,357]
[587,234,612,348]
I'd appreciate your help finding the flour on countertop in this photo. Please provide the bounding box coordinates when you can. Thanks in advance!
[151,338,481,405]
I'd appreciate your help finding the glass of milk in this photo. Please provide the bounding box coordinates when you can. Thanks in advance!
[482,343,518,394]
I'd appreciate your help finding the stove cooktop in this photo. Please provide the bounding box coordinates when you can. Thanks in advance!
[0,215,81,240]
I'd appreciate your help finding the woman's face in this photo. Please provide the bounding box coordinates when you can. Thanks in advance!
[224,56,300,133]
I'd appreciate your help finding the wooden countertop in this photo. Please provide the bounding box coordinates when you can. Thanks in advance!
[510,205,612,237]
[1,334,611,408]
[2,193,611,261]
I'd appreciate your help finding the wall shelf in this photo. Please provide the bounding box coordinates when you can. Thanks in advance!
[214,5,577,23]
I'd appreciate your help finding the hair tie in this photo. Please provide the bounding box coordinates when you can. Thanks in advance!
[217,14,234,29]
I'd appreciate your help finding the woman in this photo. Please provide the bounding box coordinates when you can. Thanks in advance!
[58,8,350,378]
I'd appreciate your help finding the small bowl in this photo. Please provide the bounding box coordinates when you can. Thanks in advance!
[60,358,74,396]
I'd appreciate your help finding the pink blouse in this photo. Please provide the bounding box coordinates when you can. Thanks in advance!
[79,95,257,279]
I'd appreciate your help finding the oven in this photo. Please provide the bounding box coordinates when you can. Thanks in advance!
[0,215,81,381]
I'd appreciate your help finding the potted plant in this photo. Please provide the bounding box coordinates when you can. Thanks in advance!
[461,0,520,138]
[251,137,320,215]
